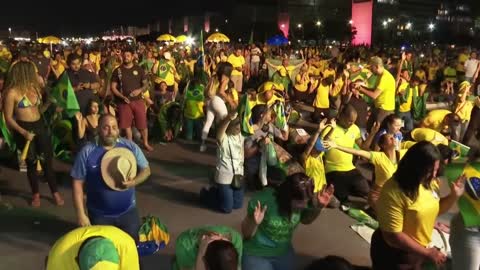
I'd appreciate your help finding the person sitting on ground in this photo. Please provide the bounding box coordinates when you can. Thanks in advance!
[367,114,403,151]
[244,104,288,190]
[323,121,408,211]
[46,225,139,270]
[371,141,465,270]
[301,118,341,208]
[421,109,461,140]
[201,111,244,214]
[241,173,334,270]
[321,104,370,204]
[173,225,242,270]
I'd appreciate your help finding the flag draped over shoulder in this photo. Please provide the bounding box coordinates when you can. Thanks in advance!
[50,72,80,118]
[239,95,254,135]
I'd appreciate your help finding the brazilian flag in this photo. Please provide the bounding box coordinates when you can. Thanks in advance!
[50,72,80,118]
[138,215,170,256]
[445,162,480,226]
[449,140,471,160]
[156,59,171,80]
[239,95,255,135]
[0,112,15,151]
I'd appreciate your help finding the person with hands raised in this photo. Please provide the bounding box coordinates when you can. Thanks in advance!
[241,173,334,270]
[371,141,466,270]
[323,120,407,211]
[301,118,341,208]
[200,110,245,214]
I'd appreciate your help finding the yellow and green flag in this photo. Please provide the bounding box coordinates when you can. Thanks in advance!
[445,162,480,226]
[0,112,14,150]
[50,72,80,118]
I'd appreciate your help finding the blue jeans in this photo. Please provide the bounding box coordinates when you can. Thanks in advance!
[450,213,480,270]
[201,184,244,213]
[398,111,414,132]
[242,247,295,270]
[89,206,141,242]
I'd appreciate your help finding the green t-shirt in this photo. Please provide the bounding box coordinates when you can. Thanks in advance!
[173,226,242,270]
[444,161,480,227]
[243,188,302,257]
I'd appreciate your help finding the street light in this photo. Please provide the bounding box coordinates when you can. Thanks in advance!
[297,24,302,29]
[215,28,219,32]
[382,20,388,27]
[428,23,435,31]
[406,22,412,30]
[387,18,393,23]
[348,20,353,25]
[316,20,322,26]
[8,27,12,37]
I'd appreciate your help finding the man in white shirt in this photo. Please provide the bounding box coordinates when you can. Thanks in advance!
[464,51,479,83]
[250,44,262,77]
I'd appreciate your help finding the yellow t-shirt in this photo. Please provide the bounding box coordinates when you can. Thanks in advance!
[277,65,296,77]
[455,101,474,122]
[46,226,139,270]
[428,66,438,81]
[331,77,344,97]
[294,73,309,92]
[411,128,448,145]
[414,69,426,81]
[227,54,245,76]
[457,53,469,72]
[308,65,321,76]
[89,53,101,72]
[184,59,197,74]
[305,154,327,192]
[377,179,440,247]
[370,150,407,188]
[313,83,330,109]
[323,68,336,79]
[374,70,396,111]
[397,82,415,113]
[421,109,452,131]
[322,125,361,173]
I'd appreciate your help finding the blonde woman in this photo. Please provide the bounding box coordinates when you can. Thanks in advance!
[3,61,64,207]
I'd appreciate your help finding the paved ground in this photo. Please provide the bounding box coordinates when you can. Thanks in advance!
[0,112,458,270]
[0,139,377,270]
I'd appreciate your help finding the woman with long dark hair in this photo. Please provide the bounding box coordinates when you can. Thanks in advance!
[241,173,334,270]
[3,61,64,207]
[200,62,239,152]
[371,141,465,269]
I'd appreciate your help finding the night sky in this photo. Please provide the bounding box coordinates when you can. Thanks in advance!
[0,0,478,36]
[0,0,232,35]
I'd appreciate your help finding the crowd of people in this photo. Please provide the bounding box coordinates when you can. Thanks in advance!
[0,37,480,270]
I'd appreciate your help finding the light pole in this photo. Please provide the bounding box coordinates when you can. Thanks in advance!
[297,23,304,42]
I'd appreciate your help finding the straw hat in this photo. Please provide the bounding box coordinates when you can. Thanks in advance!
[100,148,137,191]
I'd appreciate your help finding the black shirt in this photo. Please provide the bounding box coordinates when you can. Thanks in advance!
[65,69,98,116]
[111,65,146,102]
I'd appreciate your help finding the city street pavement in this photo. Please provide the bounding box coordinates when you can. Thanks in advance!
[0,139,457,270]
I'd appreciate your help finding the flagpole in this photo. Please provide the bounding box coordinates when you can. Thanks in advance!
[200,30,205,72]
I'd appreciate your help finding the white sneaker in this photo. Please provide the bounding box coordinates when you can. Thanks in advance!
[199,143,207,152]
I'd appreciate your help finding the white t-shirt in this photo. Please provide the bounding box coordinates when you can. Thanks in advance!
[464,59,479,78]
[251,47,261,63]
[216,134,245,184]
